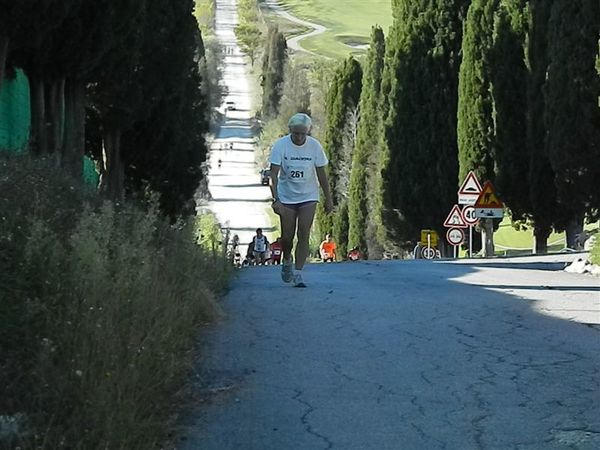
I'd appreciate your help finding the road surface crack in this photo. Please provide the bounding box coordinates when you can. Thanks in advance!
[292,389,334,449]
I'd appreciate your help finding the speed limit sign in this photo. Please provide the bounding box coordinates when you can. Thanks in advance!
[421,247,436,260]
[446,228,465,246]
[462,205,478,225]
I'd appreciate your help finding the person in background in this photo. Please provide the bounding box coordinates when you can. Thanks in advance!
[270,236,283,265]
[347,246,361,261]
[270,113,334,287]
[319,234,337,262]
[249,228,269,265]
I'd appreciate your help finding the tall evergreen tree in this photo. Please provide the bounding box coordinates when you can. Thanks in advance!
[88,1,147,199]
[316,57,362,244]
[457,0,499,256]
[261,26,287,119]
[526,0,561,253]
[122,0,209,217]
[278,60,311,121]
[544,0,600,245]
[383,0,469,251]
[491,1,530,220]
[457,0,498,183]
[348,26,385,257]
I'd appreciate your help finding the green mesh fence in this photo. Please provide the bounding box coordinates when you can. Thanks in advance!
[83,156,99,187]
[0,69,31,153]
[1,70,99,187]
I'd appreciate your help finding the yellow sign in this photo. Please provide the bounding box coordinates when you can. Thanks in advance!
[420,229,439,247]
[474,181,503,208]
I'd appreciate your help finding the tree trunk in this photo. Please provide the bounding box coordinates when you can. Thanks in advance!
[61,79,85,179]
[533,224,551,254]
[480,218,495,257]
[47,79,65,156]
[29,76,47,155]
[565,215,584,250]
[100,127,124,200]
[0,36,8,91]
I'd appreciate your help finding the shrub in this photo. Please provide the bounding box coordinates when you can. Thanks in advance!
[591,237,600,265]
[0,154,225,448]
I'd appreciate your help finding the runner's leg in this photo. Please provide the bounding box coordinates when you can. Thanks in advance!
[294,202,317,270]
[279,206,297,263]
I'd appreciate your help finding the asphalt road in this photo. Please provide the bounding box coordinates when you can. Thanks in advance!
[177,258,600,449]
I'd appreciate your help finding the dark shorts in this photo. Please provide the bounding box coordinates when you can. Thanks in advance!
[281,200,318,211]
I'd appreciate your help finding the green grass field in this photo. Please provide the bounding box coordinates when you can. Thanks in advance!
[275,0,393,59]
[494,218,599,256]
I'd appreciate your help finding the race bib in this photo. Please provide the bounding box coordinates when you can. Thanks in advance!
[287,164,308,182]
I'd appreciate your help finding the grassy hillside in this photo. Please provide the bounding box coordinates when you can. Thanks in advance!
[275,0,393,58]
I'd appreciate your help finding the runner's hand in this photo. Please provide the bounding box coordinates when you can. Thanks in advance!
[272,200,283,215]
[324,197,334,214]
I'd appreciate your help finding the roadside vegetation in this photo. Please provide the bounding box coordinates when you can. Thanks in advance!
[256,0,599,259]
[591,239,600,265]
[0,154,228,448]
[235,0,263,65]
[0,1,234,448]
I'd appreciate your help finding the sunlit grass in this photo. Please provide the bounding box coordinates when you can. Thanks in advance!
[273,0,393,59]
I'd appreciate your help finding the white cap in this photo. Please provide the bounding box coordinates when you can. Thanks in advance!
[288,113,312,129]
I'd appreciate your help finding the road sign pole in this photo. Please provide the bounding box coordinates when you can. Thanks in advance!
[469,225,473,258]
[454,245,457,258]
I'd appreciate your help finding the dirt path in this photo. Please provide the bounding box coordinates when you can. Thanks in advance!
[262,0,328,57]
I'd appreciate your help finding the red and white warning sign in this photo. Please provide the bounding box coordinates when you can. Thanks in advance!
[443,204,468,228]
[458,171,483,205]
[446,228,465,246]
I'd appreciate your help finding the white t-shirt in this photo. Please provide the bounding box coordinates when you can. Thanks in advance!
[269,135,328,204]
[253,235,267,252]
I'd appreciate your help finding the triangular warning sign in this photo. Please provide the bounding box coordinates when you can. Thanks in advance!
[458,171,483,195]
[444,205,468,228]
[474,181,504,208]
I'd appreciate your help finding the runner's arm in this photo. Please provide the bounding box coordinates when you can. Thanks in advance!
[269,164,280,200]
[316,166,333,213]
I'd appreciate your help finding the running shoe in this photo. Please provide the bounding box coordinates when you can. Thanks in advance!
[281,261,294,283]
[293,272,306,288]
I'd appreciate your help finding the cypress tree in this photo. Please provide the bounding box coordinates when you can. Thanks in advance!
[348,26,385,257]
[457,0,498,183]
[316,57,362,245]
[261,26,287,119]
[526,0,560,253]
[491,1,530,220]
[457,0,499,256]
[383,0,469,251]
[122,0,209,218]
[278,60,311,121]
[544,0,600,245]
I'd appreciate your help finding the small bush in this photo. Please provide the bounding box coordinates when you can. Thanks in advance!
[0,154,226,449]
[591,237,600,265]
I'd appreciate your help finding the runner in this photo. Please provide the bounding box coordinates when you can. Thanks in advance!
[249,228,269,265]
[347,246,361,261]
[270,113,334,287]
[270,237,283,265]
[319,234,337,262]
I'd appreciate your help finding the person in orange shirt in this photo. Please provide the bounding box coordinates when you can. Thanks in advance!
[319,234,337,262]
